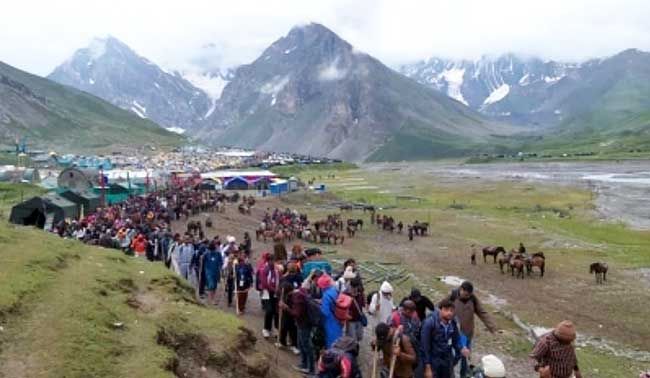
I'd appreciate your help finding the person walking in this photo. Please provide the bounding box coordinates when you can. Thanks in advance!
[302,248,333,279]
[177,236,195,281]
[343,277,366,343]
[319,274,343,349]
[277,281,300,355]
[233,250,253,315]
[202,241,223,306]
[369,281,395,324]
[281,282,316,375]
[422,299,466,378]
[374,322,417,378]
[260,253,280,338]
[440,281,497,378]
[530,320,582,378]
[400,288,436,322]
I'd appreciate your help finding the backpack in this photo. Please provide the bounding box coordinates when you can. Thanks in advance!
[335,293,353,322]
[320,337,360,378]
[306,295,324,328]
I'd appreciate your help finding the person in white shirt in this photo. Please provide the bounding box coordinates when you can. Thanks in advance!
[369,281,395,324]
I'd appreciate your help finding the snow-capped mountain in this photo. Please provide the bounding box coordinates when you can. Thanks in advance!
[399,55,578,126]
[194,23,509,162]
[48,36,212,131]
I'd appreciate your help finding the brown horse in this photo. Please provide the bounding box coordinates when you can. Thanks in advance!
[328,232,345,245]
[482,246,506,263]
[498,252,512,274]
[346,224,357,238]
[526,252,546,277]
[590,262,608,284]
[510,256,526,279]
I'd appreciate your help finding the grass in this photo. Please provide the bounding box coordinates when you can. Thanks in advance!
[0,218,244,378]
[279,163,650,376]
[0,61,184,153]
[271,162,357,177]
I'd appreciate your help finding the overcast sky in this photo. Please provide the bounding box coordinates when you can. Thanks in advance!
[2,0,649,76]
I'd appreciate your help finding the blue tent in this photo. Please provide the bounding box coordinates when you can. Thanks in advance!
[224,176,249,190]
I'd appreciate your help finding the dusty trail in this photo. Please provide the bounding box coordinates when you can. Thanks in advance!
[173,193,649,377]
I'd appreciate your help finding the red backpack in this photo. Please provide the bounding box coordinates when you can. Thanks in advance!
[334,293,353,322]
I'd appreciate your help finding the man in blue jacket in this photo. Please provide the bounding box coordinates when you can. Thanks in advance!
[422,299,467,378]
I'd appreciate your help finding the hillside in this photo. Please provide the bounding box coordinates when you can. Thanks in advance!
[0,61,183,152]
[195,23,512,162]
[0,213,268,378]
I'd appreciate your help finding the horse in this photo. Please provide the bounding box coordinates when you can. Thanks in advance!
[204,217,213,228]
[412,222,429,236]
[318,231,331,244]
[482,246,506,264]
[498,252,512,274]
[526,252,546,277]
[510,256,526,279]
[328,232,345,245]
[186,220,199,236]
[590,262,608,284]
[339,204,353,211]
[346,224,357,238]
[347,219,363,230]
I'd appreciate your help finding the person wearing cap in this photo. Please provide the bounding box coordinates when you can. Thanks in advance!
[530,320,581,378]
[369,281,395,324]
[471,355,506,378]
[440,281,497,378]
[400,288,436,322]
[319,274,343,348]
[221,235,237,259]
[336,266,357,293]
[302,248,333,280]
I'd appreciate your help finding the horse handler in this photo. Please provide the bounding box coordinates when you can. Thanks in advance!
[440,281,498,378]
[530,320,582,378]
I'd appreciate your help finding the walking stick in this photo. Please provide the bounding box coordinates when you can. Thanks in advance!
[388,331,402,378]
[233,258,240,315]
[371,347,379,378]
[275,286,285,365]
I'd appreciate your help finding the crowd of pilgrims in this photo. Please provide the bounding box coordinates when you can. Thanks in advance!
[45,188,580,378]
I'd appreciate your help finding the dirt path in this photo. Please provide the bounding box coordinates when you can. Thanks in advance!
[173,192,650,377]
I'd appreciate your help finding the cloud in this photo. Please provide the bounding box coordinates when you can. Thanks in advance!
[1,0,649,76]
[318,58,348,81]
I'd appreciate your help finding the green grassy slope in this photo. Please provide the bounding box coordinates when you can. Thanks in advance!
[0,61,183,152]
[0,196,261,377]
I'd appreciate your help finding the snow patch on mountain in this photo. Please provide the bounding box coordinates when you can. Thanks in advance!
[284,46,297,54]
[183,72,228,101]
[440,68,467,106]
[519,73,531,86]
[132,100,146,114]
[165,127,186,134]
[483,84,510,105]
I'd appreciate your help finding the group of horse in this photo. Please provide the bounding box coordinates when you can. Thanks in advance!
[237,195,256,215]
[254,211,363,246]
[479,246,546,279]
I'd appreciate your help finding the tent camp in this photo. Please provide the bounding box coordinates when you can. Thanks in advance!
[59,190,101,217]
[224,176,249,190]
[58,167,101,191]
[10,194,77,229]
